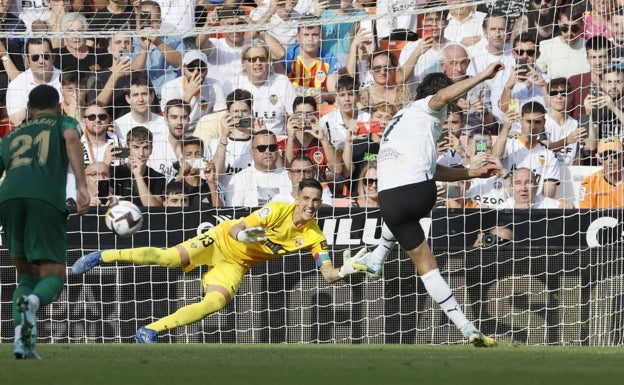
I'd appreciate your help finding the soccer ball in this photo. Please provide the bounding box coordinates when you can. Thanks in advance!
[104,200,143,237]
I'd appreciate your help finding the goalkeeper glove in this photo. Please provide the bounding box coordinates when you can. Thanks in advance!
[236,226,267,243]
[338,247,368,278]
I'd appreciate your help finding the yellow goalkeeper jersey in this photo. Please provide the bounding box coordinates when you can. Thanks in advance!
[214,202,329,269]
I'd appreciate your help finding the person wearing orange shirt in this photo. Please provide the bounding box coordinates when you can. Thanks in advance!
[578,137,624,208]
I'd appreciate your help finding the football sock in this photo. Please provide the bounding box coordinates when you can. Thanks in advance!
[32,275,64,307]
[12,274,39,326]
[102,247,181,268]
[420,268,470,331]
[146,291,228,332]
[369,223,396,265]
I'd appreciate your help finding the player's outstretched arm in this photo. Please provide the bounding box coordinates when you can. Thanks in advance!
[319,248,367,283]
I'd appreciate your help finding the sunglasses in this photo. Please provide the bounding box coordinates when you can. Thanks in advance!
[245,55,269,63]
[254,144,278,153]
[560,24,582,34]
[514,49,536,57]
[30,53,52,61]
[372,65,394,73]
[549,90,568,97]
[85,113,109,121]
[532,0,553,4]
[363,178,378,186]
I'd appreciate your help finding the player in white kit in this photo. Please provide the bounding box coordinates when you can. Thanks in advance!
[354,64,504,347]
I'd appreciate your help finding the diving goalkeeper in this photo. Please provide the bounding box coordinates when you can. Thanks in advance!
[71,178,365,343]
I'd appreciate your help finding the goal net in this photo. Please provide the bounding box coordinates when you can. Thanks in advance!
[1,0,624,346]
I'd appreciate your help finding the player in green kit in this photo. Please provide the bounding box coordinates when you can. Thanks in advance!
[0,85,90,359]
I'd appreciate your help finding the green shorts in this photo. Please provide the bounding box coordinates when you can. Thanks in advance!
[0,199,68,264]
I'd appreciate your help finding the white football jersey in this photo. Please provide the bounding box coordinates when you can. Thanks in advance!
[113,112,169,147]
[544,114,580,165]
[502,134,561,195]
[465,176,508,209]
[207,136,253,189]
[377,96,446,192]
[319,108,370,150]
[223,73,296,136]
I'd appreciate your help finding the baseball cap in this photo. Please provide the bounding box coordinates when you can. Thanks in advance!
[183,50,208,66]
[597,137,622,156]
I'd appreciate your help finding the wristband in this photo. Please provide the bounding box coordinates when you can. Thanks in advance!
[1,54,9,63]
[218,141,227,147]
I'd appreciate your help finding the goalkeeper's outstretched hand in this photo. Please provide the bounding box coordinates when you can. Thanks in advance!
[236,226,268,243]
[338,247,368,278]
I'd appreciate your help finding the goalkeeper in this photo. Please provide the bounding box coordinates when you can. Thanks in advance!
[71,178,365,343]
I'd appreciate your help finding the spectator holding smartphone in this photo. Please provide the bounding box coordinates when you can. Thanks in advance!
[436,105,467,167]
[494,32,549,122]
[319,75,370,152]
[584,67,624,152]
[543,78,587,165]
[281,96,340,182]
[209,89,257,191]
[463,127,509,208]
[342,102,396,191]
[85,161,113,207]
[80,102,121,166]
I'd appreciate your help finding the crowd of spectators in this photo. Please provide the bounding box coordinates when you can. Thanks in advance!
[1,0,624,211]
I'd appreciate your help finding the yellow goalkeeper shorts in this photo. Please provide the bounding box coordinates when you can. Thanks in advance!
[178,227,247,298]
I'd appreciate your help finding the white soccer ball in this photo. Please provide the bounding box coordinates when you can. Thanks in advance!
[104,200,143,237]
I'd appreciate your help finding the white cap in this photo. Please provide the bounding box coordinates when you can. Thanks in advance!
[183,50,208,66]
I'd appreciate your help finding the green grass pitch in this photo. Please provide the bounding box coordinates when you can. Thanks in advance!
[0,343,622,385]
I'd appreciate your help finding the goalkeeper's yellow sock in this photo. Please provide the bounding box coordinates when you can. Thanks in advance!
[101,247,182,268]
[146,291,228,332]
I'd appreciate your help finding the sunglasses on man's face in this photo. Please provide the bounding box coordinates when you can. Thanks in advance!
[29,53,52,62]
[254,144,278,153]
[362,178,378,186]
[549,90,568,97]
[514,49,536,57]
[85,113,109,121]
[560,24,582,34]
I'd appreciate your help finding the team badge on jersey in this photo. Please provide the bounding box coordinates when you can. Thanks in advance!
[539,155,546,166]
[295,238,303,248]
[190,241,200,249]
[257,206,272,219]
[494,180,503,190]
[200,98,208,111]
[315,70,327,85]
[312,151,324,164]
[269,94,278,105]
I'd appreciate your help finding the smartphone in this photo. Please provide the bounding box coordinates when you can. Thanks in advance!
[356,121,382,136]
[508,98,520,114]
[589,83,599,98]
[217,7,245,19]
[236,116,252,128]
[97,180,110,199]
[186,158,206,170]
[113,147,130,158]
[438,128,449,143]
[475,138,488,154]
[118,49,130,61]
[446,185,461,199]
[140,11,151,29]
[517,57,528,76]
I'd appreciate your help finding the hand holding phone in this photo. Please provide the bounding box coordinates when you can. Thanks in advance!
[356,121,382,136]
[113,147,130,158]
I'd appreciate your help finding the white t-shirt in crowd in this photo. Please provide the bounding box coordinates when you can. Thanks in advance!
[398,40,446,94]
[544,114,580,166]
[319,108,370,150]
[113,112,169,146]
[207,136,254,190]
[224,166,293,207]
